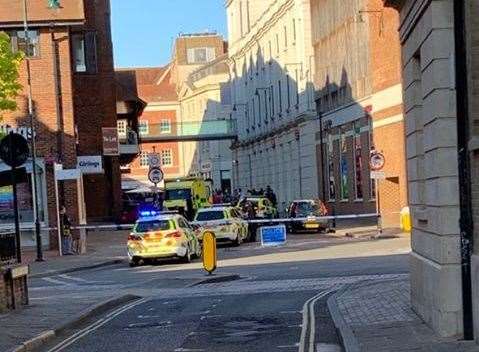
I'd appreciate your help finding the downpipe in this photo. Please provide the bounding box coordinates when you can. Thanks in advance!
[454,0,474,341]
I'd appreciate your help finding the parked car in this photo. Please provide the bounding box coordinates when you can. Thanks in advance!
[286,199,330,233]
[127,211,201,266]
[193,206,249,245]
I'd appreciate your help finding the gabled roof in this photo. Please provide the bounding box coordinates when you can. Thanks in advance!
[114,71,146,107]
[0,0,85,26]
[116,66,178,103]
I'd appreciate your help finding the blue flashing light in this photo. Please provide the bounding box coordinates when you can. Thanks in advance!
[139,210,160,217]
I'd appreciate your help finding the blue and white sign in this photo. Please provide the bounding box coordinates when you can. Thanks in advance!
[260,225,287,247]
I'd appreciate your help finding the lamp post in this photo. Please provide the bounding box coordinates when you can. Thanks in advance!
[22,0,59,261]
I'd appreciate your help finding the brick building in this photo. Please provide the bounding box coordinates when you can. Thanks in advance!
[0,0,121,250]
[312,0,406,228]
[118,33,233,191]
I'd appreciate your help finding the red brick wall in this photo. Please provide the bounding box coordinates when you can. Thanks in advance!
[73,0,121,221]
[368,0,407,228]
[0,269,28,312]
[129,142,181,177]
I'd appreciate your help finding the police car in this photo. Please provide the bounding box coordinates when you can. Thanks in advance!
[127,210,202,266]
[193,206,249,245]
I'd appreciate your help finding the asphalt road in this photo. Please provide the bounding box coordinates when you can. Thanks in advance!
[32,233,411,352]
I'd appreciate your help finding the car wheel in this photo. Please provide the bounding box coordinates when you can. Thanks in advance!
[182,248,192,263]
[129,257,140,267]
[233,231,241,246]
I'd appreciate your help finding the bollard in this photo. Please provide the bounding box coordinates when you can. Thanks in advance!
[202,231,217,275]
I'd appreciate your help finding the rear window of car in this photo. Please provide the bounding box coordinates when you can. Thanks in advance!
[134,220,174,233]
[195,210,225,221]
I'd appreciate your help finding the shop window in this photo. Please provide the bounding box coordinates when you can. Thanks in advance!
[327,134,336,201]
[72,32,97,73]
[139,121,149,136]
[160,120,171,134]
[353,121,363,200]
[139,151,149,168]
[10,30,40,58]
[161,149,173,166]
[339,127,349,200]
[368,117,376,200]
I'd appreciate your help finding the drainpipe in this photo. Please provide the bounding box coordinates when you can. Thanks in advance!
[454,0,474,341]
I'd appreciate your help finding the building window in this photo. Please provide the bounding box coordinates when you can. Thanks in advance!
[292,18,297,43]
[160,119,171,134]
[353,121,363,200]
[339,127,349,200]
[276,34,280,54]
[10,30,40,57]
[295,69,300,106]
[286,74,291,110]
[186,47,215,64]
[268,40,272,61]
[161,149,173,166]
[327,133,336,201]
[72,32,97,73]
[278,79,283,114]
[368,117,376,199]
[117,120,127,137]
[284,26,288,48]
[139,151,149,168]
[139,120,149,136]
[270,85,275,117]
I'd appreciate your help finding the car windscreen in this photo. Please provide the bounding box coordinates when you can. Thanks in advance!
[165,189,192,201]
[195,210,225,221]
[295,202,320,216]
[134,220,173,233]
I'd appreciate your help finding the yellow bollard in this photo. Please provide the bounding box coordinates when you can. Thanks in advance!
[202,231,217,275]
[400,207,412,233]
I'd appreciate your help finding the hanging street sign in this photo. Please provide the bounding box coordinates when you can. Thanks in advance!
[148,167,164,184]
[369,151,386,171]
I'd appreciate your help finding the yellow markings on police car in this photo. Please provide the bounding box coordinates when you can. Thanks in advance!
[202,231,217,274]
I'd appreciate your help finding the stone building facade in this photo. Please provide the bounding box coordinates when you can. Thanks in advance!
[312,0,407,228]
[0,0,121,249]
[385,0,479,342]
[227,0,318,209]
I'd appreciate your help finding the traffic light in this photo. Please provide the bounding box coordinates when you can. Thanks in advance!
[48,0,60,9]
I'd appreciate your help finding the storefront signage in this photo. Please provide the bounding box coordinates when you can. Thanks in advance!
[56,169,81,181]
[0,125,33,140]
[102,128,119,156]
[77,156,103,174]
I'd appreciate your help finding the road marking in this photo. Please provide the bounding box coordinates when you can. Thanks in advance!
[299,289,335,352]
[46,297,148,352]
[58,274,89,282]
[174,348,205,352]
[278,343,300,349]
[316,344,342,352]
[280,310,302,314]
[42,277,71,285]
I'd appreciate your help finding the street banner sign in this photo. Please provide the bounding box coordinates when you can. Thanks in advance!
[260,225,287,247]
[370,151,386,171]
[370,171,386,180]
[102,128,119,156]
[148,153,161,168]
[148,167,164,184]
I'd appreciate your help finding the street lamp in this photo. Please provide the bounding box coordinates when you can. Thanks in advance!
[22,0,58,261]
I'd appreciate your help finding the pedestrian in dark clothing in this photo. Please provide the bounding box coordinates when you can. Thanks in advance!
[60,206,73,255]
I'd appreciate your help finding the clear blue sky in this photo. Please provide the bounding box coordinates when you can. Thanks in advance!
[111,0,227,68]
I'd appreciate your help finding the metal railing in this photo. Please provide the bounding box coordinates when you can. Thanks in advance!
[0,232,17,264]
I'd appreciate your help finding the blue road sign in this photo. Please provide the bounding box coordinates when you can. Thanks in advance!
[260,225,287,247]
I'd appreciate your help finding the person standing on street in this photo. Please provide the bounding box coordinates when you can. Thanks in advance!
[60,206,73,255]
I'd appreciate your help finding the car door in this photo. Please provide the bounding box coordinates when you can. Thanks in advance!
[232,208,248,239]
[178,217,195,250]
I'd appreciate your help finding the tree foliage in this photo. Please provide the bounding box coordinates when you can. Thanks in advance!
[0,31,23,116]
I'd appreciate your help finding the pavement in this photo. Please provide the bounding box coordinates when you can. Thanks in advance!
[1,225,470,352]
[328,278,479,352]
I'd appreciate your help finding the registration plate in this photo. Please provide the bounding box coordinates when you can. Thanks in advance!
[305,223,319,229]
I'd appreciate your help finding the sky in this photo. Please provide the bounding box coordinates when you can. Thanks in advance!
[111,0,228,68]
